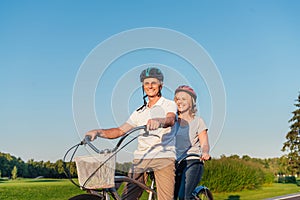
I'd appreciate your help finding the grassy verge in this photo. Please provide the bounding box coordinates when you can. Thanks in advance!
[0,178,299,200]
[212,183,300,200]
[0,178,85,200]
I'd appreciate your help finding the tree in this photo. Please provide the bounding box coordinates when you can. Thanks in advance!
[282,92,300,175]
[11,166,17,180]
[55,159,66,178]
[242,155,251,161]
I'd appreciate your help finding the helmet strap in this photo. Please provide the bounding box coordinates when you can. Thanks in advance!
[136,86,162,111]
[158,85,162,97]
[136,87,148,111]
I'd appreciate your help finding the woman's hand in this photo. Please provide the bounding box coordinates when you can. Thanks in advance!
[201,152,211,161]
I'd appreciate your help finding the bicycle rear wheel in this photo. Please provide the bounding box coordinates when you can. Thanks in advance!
[194,188,213,200]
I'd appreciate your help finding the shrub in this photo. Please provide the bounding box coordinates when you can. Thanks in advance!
[200,158,271,192]
[11,166,18,180]
[278,176,296,184]
[263,171,275,185]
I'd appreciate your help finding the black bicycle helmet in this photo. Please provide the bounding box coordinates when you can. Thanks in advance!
[140,67,164,82]
[136,67,164,111]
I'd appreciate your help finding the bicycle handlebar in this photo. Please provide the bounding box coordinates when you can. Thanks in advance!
[177,153,211,166]
[83,135,102,153]
[83,125,148,153]
[63,125,149,190]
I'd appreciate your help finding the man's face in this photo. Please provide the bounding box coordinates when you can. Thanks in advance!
[143,78,162,97]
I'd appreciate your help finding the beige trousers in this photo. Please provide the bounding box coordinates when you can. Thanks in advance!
[122,158,175,200]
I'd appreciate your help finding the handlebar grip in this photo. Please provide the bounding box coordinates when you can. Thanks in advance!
[83,135,100,153]
[83,135,91,143]
[177,154,211,165]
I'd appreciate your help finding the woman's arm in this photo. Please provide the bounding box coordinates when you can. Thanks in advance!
[198,129,210,160]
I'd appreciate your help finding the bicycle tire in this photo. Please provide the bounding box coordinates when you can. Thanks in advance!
[194,188,213,200]
[68,194,104,200]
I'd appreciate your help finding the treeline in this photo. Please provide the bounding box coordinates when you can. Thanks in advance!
[0,152,296,179]
[0,152,133,179]
[0,152,73,178]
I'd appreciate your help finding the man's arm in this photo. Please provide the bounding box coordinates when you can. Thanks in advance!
[85,122,134,141]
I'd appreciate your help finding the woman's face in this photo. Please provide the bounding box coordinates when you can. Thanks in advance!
[174,91,192,113]
[143,78,162,97]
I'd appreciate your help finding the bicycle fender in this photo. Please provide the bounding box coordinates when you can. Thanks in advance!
[193,185,208,195]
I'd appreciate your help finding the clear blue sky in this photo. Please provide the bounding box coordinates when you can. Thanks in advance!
[1,1,300,162]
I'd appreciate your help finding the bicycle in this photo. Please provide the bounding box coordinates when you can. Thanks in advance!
[63,125,213,200]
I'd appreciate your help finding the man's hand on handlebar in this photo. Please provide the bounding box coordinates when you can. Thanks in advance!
[146,119,162,131]
[85,129,99,141]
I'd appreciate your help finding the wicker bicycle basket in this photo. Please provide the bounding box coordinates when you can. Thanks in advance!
[74,152,116,189]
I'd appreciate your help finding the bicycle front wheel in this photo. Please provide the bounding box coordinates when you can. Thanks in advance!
[68,194,104,200]
[194,188,213,200]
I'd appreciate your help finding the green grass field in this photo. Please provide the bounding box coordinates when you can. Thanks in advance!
[0,178,300,200]
[0,178,85,200]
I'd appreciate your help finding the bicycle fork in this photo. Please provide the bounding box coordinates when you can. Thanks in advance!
[148,179,155,200]
[147,171,156,200]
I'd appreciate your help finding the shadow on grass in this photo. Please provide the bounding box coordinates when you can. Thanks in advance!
[0,178,9,183]
[226,195,240,200]
[27,179,63,183]
[0,178,63,183]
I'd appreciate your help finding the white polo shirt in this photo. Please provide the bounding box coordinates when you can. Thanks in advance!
[127,97,177,160]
